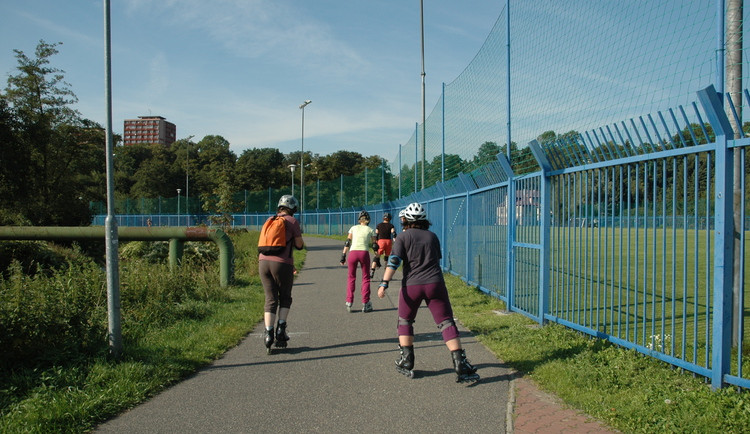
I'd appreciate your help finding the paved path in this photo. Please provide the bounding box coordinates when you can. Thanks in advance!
[96,236,616,433]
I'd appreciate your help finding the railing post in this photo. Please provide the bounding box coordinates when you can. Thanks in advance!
[497,155,516,312]
[698,85,734,389]
[529,140,552,325]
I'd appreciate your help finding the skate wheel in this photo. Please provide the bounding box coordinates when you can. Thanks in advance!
[396,368,415,379]
[456,373,480,383]
[266,347,273,355]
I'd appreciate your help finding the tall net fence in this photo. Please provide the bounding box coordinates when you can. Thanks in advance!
[97,2,743,216]
[388,1,723,189]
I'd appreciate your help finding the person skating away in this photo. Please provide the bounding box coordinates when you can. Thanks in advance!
[340,210,378,313]
[397,209,407,232]
[370,212,396,279]
[377,202,479,383]
[258,195,304,354]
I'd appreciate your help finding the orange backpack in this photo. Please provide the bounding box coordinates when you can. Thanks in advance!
[258,216,289,256]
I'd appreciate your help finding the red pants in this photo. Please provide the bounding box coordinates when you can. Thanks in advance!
[346,250,371,303]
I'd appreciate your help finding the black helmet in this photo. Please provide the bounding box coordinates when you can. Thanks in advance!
[383,212,391,220]
[358,210,370,221]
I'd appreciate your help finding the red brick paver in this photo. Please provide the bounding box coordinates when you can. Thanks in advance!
[512,376,618,434]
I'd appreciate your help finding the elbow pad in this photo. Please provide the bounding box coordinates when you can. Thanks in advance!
[387,255,402,270]
[344,239,351,248]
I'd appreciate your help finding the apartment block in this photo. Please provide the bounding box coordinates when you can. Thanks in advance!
[123,116,176,146]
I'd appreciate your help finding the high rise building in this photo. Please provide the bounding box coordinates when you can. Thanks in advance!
[123,116,176,146]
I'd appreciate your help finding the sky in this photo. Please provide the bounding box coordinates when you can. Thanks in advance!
[0,0,504,160]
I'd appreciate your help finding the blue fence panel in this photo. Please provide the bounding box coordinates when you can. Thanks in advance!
[93,87,750,390]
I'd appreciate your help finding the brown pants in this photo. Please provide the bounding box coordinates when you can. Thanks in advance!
[259,260,295,313]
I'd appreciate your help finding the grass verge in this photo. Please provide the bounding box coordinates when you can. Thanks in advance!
[445,273,750,433]
[0,231,306,433]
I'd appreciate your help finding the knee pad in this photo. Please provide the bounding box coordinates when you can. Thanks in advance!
[437,318,459,341]
[397,317,415,335]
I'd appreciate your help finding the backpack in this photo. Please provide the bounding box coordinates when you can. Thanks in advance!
[258,216,289,256]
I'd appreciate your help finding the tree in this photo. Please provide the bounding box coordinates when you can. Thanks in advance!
[202,163,241,229]
[1,40,101,225]
[235,147,286,190]
[189,135,237,207]
[316,150,367,180]
[469,141,502,174]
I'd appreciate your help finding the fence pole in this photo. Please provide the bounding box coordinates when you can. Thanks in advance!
[529,141,552,325]
[698,85,734,389]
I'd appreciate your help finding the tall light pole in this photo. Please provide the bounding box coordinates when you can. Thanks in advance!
[299,100,311,226]
[185,136,193,224]
[176,188,181,225]
[103,0,122,358]
[419,0,426,190]
[288,164,296,196]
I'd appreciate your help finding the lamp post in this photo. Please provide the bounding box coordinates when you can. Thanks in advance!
[419,0,426,190]
[176,188,181,226]
[288,164,296,196]
[185,138,191,224]
[299,100,311,226]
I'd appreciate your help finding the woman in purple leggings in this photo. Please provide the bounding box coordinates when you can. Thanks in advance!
[377,202,479,382]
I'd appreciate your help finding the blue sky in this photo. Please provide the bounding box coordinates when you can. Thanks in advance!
[0,0,503,159]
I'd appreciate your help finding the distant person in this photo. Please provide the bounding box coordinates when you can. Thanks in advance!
[340,210,378,313]
[258,195,304,354]
[377,202,479,382]
[370,212,396,279]
[398,209,407,232]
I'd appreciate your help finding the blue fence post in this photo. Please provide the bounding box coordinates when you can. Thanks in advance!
[497,154,515,312]
[697,85,734,390]
[529,140,552,325]
[458,173,473,282]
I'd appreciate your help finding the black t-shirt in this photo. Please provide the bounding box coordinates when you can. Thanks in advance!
[376,222,394,240]
[390,228,443,286]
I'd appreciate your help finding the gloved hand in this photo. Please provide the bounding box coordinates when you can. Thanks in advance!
[340,253,346,265]
[371,242,379,252]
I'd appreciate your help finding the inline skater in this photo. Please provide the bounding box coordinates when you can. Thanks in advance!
[340,210,378,312]
[377,203,479,382]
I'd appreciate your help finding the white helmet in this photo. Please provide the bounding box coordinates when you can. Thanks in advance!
[403,202,427,221]
[398,209,406,219]
[277,195,299,213]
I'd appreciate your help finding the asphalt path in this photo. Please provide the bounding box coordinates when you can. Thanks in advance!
[95,236,512,433]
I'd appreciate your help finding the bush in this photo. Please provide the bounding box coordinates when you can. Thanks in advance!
[0,260,108,368]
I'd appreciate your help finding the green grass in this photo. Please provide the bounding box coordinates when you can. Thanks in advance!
[3,231,750,433]
[0,231,306,433]
[445,273,750,433]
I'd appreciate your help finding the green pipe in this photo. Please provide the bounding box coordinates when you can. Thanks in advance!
[0,226,234,287]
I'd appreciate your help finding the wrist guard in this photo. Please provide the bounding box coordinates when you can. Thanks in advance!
[340,253,347,264]
[371,242,379,252]
[378,281,389,289]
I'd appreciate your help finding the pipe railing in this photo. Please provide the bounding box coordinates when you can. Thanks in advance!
[0,226,234,287]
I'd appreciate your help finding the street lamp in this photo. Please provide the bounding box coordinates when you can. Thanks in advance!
[299,100,311,225]
[288,164,296,196]
[176,188,181,226]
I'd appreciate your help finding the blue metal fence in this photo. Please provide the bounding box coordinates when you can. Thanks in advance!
[94,87,749,391]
